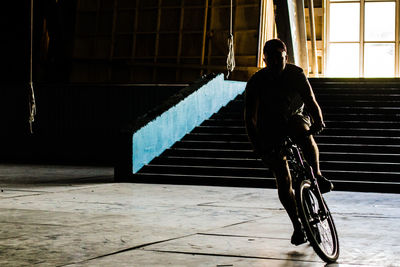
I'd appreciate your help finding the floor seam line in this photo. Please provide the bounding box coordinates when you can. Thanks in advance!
[59,233,197,266]
[197,232,289,240]
[141,249,323,264]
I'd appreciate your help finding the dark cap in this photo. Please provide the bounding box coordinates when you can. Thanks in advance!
[263,39,287,57]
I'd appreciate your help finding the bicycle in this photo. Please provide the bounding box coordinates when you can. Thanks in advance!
[284,134,340,263]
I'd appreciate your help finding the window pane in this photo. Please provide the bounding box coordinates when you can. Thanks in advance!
[327,43,359,77]
[365,2,395,41]
[364,43,394,77]
[329,3,360,42]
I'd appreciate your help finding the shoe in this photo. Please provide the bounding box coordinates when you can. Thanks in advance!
[316,175,334,194]
[291,228,307,246]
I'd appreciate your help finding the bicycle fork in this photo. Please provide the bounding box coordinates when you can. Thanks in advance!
[292,145,330,221]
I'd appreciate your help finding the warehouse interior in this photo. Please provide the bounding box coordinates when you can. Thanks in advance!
[1,0,400,265]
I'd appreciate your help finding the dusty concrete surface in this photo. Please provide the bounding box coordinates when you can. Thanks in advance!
[0,164,399,266]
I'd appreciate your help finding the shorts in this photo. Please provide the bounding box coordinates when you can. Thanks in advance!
[258,112,311,166]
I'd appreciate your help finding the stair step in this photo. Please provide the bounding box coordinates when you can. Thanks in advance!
[222,100,400,111]
[132,173,277,188]
[164,147,400,163]
[318,143,400,154]
[152,156,264,168]
[173,141,400,156]
[324,121,400,128]
[140,164,271,177]
[322,101,400,107]
[152,155,400,172]
[317,93,400,98]
[173,140,252,150]
[221,105,400,114]
[323,106,400,114]
[321,160,400,172]
[183,133,400,145]
[325,170,400,183]
[231,99,400,107]
[202,119,400,129]
[320,152,400,163]
[164,148,256,158]
[183,133,249,142]
[324,113,400,121]
[214,110,400,121]
[323,128,400,137]
[315,135,400,145]
[192,126,400,137]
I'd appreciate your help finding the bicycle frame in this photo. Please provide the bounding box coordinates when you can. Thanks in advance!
[285,137,330,218]
[284,136,340,262]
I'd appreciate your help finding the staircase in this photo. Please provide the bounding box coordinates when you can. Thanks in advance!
[134,78,400,193]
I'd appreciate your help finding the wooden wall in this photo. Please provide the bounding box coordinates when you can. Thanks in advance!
[71,0,261,83]
[0,0,263,165]
[0,83,183,164]
[304,0,324,75]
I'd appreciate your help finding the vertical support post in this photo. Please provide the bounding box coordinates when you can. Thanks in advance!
[307,0,319,76]
[273,0,309,74]
[201,0,209,76]
[323,0,327,75]
[177,0,185,81]
[153,0,162,82]
[395,0,399,77]
[131,0,140,77]
[360,0,365,77]
[110,0,118,81]
[207,0,214,76]
[258,0,267,67]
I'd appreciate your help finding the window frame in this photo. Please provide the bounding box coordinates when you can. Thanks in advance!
[326,0,399,77]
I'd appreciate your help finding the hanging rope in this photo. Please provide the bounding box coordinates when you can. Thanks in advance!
[29,0,37,134]
[226,0,235,78]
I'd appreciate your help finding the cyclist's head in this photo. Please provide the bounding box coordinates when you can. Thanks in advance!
[263,39,288,73]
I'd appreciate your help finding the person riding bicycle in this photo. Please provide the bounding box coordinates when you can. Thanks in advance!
[244,39,334,246]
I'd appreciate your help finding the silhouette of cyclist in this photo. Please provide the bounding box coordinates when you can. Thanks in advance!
[244,39,333,245]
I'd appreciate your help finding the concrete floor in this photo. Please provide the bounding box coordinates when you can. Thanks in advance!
[0,164,399,267]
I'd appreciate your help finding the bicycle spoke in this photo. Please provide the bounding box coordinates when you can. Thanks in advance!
[297,180,339,262]
[318,220,334,254]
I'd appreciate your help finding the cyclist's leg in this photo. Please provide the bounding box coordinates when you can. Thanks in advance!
[289,115,321,176]
[264,154,305,244]
[289,115,333,192]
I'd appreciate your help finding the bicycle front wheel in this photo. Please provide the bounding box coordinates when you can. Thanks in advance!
[297,180,339,263]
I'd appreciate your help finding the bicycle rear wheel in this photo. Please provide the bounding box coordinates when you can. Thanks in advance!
[297,180,339,263]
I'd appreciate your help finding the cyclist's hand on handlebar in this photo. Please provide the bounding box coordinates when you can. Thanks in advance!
[309,121,326,135]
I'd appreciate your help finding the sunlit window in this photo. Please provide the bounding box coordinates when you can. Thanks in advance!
[365,2,395,41]
[364,43,395,77]
[327,1,398,77]
[329,3,360,42]
[327,43,359,77]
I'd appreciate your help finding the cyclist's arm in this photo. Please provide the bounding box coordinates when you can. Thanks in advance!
[296,71,325,131]
[244,83,262,153]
